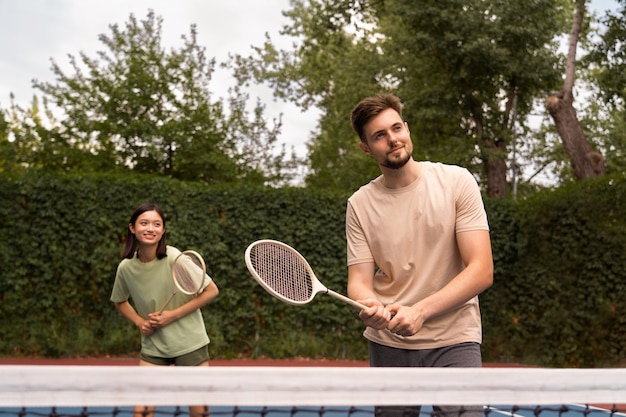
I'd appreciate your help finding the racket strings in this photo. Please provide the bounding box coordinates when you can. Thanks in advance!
[172,254,205,294]
[252,243,313,302]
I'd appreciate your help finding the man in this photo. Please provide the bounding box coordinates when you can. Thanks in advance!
[346,93,493,417]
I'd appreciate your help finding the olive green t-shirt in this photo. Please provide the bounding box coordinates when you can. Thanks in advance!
[111,246,212,357]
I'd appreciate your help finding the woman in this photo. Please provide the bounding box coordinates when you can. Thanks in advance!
[110,203,219,417]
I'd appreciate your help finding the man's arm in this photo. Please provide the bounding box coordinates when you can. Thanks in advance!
[348,262,393,330]
[386,229,493,337]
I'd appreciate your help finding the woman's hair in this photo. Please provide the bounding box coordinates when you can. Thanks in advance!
[350,93,404,142]
[121,203,168,259]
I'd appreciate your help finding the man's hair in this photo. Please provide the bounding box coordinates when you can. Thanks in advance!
[350,93,403,142]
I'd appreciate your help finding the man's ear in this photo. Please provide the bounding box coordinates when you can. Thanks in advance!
[359,141,371,155]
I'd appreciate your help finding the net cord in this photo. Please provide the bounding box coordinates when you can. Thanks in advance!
[2,366,626,408]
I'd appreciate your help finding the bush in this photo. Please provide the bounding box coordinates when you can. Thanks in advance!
[0,171,624,367]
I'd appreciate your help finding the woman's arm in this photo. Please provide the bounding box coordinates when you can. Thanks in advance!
[148,281,219,328]
[115,300,155,335]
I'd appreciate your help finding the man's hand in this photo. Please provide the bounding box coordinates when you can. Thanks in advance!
[385,303,426,337]
[357,299,393,330]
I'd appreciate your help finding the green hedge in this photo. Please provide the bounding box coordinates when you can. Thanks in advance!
[481,176,626,367]
[0,172,361,360]
[0,172,624,367]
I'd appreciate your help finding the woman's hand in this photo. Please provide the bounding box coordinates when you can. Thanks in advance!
[139,319,155,335]
[148,311,175,329]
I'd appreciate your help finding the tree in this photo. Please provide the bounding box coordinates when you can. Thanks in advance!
[230,0,383,190]
[31,10,293,186]
[0,103,12,173]
[371,0,570,197]
[585,0,626,177]
[546,0,606,180]
[232,0,570,196]
[1,95,108,174]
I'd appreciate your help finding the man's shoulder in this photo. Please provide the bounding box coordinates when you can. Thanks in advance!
[348,176,382,200]
[421,162,476,186]
[423,161,468,176]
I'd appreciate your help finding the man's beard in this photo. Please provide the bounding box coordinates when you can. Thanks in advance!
[382,151,411,170]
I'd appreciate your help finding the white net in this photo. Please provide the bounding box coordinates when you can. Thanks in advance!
[1,366,626,414]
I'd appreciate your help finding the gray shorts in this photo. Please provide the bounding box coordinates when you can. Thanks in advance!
[369,341,484,417]
[369,340,482,367]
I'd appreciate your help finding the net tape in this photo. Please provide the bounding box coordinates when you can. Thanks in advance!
[2,366,626,408]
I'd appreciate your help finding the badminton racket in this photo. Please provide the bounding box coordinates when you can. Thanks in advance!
[158,250,207,314]
[244,239,366,310]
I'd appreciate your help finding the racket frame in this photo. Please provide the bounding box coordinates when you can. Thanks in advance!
[158,250,207,314]
[244,239,366,310]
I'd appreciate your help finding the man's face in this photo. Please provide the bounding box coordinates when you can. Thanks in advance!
[360,108,412,170]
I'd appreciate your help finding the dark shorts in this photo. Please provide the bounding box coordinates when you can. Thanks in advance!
[140,345,209,366]
[369,341,484,417]
[369,340,482,368]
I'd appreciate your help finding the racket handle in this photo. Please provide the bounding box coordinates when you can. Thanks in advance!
[326,289,368,310]
[158,292,175,314]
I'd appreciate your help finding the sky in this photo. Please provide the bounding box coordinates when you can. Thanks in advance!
[0,0,621,159]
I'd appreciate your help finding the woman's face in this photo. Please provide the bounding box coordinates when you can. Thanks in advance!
[129,210,165,247]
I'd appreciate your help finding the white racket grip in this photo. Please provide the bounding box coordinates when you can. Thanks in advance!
[326,289,367,310]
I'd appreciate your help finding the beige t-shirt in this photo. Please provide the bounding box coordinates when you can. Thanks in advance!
[346,162,489,349]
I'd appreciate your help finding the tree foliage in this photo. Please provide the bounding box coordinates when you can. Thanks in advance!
[585,0,626,177]
[589,0,626,105]
[377,0,570,196]
[229,0,384,190]
[1,95,103,174]
[231,0,571,196]
[3,11,295,186]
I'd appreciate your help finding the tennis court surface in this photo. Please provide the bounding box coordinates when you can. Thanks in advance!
[1,364,625,417]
